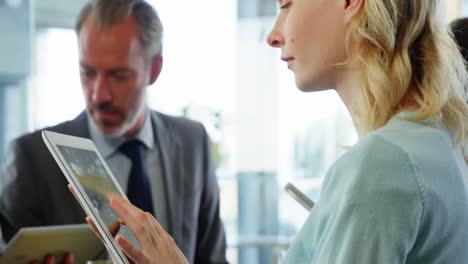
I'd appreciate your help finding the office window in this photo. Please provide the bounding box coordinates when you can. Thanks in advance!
[29,28,84,130]
[463,0,468,16]
[277,69,357,235]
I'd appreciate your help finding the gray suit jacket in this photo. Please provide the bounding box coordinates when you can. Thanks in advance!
[0,111,228,264]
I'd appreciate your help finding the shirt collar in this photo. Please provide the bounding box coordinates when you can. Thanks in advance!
[87,111,155,159]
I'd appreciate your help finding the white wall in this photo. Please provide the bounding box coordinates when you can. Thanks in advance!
[145,0,237,116]
[35,0,88,28]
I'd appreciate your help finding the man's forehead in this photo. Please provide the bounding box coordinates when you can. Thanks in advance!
[79,17,142,48]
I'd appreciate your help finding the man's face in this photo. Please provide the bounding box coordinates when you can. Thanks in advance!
[78,16,151,136]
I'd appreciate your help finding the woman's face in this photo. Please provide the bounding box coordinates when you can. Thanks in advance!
[267,0,359,92]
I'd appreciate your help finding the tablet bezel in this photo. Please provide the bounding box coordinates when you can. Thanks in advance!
[42,130,129,264]
[0,224,104,263]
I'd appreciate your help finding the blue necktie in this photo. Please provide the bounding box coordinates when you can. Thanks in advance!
[119,140,154,215]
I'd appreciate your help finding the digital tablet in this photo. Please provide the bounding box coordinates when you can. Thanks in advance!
[0,224,103,264]
[42,130,139,264]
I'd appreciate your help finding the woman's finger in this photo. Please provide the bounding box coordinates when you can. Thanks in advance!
[86,216,114,257]
[86,216,102,239]
[148,213,166,237]
[145,212,161,238]
[145,215,188,264]
[116,234,147,264]
[173,245,189,264]
[109,220,121,236]
[68,185,86,211]
[109,194,154,247]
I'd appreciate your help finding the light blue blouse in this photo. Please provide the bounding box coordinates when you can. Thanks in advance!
[284,114,468,263]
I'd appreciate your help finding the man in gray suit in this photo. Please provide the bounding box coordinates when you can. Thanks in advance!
[451,17,468,103]
[0,0,228,263]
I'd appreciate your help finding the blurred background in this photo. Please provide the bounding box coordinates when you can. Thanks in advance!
[0,0,465,263]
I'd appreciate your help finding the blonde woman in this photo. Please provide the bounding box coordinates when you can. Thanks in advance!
[85,0,468,263]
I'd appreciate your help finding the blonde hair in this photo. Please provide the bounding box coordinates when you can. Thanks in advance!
[347,0,468,151]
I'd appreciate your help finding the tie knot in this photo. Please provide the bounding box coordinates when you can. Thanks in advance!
[119,140,145,161]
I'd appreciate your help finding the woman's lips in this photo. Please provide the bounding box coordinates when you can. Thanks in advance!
[281,56,295,69]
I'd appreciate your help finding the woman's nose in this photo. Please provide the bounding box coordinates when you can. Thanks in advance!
[267,18,285,48]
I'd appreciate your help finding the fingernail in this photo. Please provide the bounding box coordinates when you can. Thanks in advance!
[115,234,124,242]
[108,194,117,202]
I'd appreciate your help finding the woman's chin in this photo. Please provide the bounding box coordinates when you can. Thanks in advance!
[295,78,330,93]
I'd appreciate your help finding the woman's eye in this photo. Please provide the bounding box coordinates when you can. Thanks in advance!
[280,2,291,10]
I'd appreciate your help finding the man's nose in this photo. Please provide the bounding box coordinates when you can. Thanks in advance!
[92,75,112,103]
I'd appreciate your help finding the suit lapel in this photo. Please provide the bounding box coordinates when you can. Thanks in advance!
[150,111,184,243]
[62,111,90,138]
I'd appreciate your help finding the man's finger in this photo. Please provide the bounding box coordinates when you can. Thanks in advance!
[62,251,74,264]
[44,254,55,264]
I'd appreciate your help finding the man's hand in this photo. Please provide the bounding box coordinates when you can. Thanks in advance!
[29,251,74,264]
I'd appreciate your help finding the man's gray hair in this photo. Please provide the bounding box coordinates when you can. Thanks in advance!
[75,0,163,61]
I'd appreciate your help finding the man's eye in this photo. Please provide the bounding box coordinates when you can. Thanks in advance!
[114,73,131,82]
[82,70,96,79]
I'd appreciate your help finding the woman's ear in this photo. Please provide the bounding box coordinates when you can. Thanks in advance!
[343,0,364,24]
[149,54,163,85]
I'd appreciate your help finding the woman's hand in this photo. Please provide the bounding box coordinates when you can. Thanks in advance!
[108,194,189,264]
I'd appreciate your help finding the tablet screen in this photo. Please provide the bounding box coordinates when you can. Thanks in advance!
[56,145,140,249]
